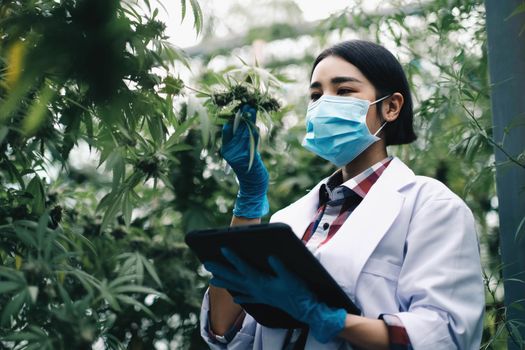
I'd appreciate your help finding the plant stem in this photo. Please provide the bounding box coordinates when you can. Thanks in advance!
[460,103,525,170]
[184,85,211,96]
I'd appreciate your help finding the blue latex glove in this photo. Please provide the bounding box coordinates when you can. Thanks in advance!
[204,248,347,344]
[221,105,269,218]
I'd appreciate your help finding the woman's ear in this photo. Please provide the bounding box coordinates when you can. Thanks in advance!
[382,92,404,122]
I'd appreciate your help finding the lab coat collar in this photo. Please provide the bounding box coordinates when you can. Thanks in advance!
[271,157,414,237]
[270,157,416,297]
[318,156,393,205]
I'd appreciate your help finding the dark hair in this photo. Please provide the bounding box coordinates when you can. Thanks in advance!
[311,40,416,146]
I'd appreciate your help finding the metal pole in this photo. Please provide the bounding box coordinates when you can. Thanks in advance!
[485,1,525,348]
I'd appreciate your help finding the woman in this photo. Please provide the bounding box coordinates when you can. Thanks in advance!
[199,40,485,349]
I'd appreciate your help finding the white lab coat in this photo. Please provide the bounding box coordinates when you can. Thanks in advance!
[200,157,485,349]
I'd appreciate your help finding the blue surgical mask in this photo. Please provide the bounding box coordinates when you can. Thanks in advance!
[302,94,390,167]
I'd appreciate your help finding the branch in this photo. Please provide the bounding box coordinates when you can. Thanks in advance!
[460,101,525,170]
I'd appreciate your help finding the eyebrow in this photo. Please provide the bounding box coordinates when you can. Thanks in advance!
[310,76,363,89]
[331,76,362,84]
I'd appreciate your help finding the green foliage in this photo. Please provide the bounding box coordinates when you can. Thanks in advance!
[1,0,523,348]
[200,64,284,171]
[211,85,281,118]
[0,0,207,348]
[509,1,525,35]
[180,0,204,34]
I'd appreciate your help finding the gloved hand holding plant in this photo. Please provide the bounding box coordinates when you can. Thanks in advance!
[220,104,269,218]
[210,81,281,219]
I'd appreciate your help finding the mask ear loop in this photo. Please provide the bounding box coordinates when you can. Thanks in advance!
[370,94,392,105]
[371,93,393,137]
[373,121,388,137]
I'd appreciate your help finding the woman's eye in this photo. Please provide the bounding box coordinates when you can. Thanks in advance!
[337,88,354,95]
[310,93,322,101]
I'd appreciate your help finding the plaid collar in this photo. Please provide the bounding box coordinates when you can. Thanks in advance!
[319,156,393,205]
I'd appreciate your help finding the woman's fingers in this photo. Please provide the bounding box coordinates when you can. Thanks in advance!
[205,260,255,295]
[267,256,294,280]
[209,276,248,294]
[204,261,233,276]
[221,122,234,144]
[220,247,259,277]
[204,261,244,285]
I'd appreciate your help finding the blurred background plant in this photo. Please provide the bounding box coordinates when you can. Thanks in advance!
[0,0,208,348]
[0,0,522,349]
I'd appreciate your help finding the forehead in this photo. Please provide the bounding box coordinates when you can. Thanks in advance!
[310,55,370,86]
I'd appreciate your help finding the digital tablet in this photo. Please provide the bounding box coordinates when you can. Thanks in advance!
[185,222,360,328]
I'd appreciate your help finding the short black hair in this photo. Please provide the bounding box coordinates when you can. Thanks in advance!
[311,40,416,146]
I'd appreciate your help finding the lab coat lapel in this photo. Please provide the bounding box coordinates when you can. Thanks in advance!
[318,157,415,297]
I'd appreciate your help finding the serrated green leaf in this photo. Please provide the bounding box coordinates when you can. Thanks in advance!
[1,329,43,342]
[158,172,175,190]
[166,143,193,153]
[96,192,114,212]
[0,127,8,145]
[180,0,187,21]
[0,78,30,123]
[111,153,125,192]
[509,2,525,18]
[160,41,190,68]
[69,230,97,258]
[98,280,121,311]
[116,252,133,260]
[117,254,137,276]
[461,87,475,101]
[2,158,25,188]
[147,115,166,145]
[13,223,38,248]
[56,282,72,307]
[108,274,139,289]
[139,255,163,287]
[0,281,23,294]
[233,109,241,134]
[115,294,157,320]
[66,269,100,293]
[166,116,195,148]
[99,192,124,233]
[1,290,28,326]
[464,134,481,161]
[26,175,46,216]
[508,320,524,345]
[122,191,132,228]
[103,334,125,350]
[84,113,94,148]
[22,84,55,136]
[112,285,167,299]
[0,267,26,283]
[189,0,203,34]
[246,120,256,172]
[135,252,144,284]
[36,211,49,240]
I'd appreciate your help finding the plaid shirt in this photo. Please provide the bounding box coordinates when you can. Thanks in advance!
[300,156,412,349]
[301,157,392,251]
[209,156,412,349]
